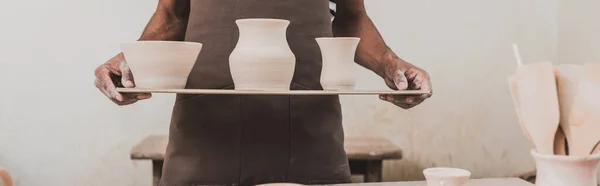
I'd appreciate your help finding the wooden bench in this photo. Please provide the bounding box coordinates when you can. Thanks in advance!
[131,135,403,186]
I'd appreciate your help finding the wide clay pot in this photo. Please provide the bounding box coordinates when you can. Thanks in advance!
[229,18,296,91]
[255,183,305,186]
[0,168,13,186]
[531,149,600,186]
[316,37,360,91]
[120,41,203,89]
[423,167,471,186]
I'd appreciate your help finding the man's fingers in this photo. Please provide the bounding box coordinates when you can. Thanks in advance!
[104,82,123,102]
[111,97,138,106]
[109,88,152,103]
[135,93,152,100]
[96,69,124,102]
[405,69,419,80]
[95,69,114,98]
[393,69,409,90]
[419,77,433,99]
[407,96,425,106]
[97,81,114,100]
[380,94,398,102]
[379,94,425,107]
[120,62,135,88]
[379,94,413,104]
[399,95,421,105]
[107,91,143,106]
[409,72,432,99]
[420,91,432,99]
[120,62,147,99]
[411,75,423,89]
[395,102,414,109]
[412,75,432,99]
[382,65,431,109]
[380,95,413,109]
[95,73,149,106]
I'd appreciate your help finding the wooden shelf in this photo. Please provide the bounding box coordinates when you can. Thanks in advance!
[116,88,429,95]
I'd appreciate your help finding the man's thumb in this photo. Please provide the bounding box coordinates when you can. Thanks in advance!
[120,62,135,88]
[393,69,409,90]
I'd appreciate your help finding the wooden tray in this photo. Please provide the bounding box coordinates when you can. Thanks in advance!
[116,88,429,95]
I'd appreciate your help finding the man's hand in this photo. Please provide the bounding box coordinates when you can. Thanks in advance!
[94,53,151,106]
[379,58,432,109]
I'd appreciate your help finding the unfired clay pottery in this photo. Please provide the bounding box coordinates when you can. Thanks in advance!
[423,167,471,186]
[229,18,296,91]
[531,149,600,186]
[255,183,305,186]
[120,41,203,89]
[553,126,567,155]
[514,62,560,155]
[0,168,13,186]
[316,37,360,91]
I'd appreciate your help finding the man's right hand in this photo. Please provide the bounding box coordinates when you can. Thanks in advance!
[94,53,152,106]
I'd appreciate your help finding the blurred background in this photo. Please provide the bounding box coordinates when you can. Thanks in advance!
[0,0,599,185]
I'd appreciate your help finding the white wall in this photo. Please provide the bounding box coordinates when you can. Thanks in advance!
[0,0,559,185]
[558,0,600,64]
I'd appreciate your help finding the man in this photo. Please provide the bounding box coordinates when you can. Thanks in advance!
[94,0,432,185]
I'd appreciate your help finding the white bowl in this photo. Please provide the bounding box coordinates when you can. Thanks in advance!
[120,41,203,89]
[255,183,305,186]
[423,167,471,186]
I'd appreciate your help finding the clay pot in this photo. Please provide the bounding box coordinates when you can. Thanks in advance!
[423,167,471,186]
[0,168,13,186]
[229,18,296,91]
[255,183,305,186]
[316,37,360,91]
[120,41,203,89]
[531,149,600,186]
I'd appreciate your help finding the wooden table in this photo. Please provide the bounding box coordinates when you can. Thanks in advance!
[131,135,403,186]
[321,178,533,186]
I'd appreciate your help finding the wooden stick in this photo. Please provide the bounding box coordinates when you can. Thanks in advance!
[512,43,523,67]
[116,88,430,95]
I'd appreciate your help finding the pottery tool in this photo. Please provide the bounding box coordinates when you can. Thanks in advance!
[553,126,567,155]
[116,88,430,95]
[592,141,600,155]
[512,43,523,67]
[555,64,583,155]
[0,168,13,186]
[508,75,532,142]
[567,63,600,156]
[514,62,560,155]
[508,43,533,143]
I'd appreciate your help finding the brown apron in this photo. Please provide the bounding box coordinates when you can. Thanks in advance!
[160,0,350,185]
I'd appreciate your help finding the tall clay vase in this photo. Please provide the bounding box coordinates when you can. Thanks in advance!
[531,150,600,186]
[229,18,296,91]
[316,37,360,91]
[0,168,13,186]
[121,41,203,89]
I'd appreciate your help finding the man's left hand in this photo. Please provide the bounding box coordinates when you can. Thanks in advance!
[379,58,432,109]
